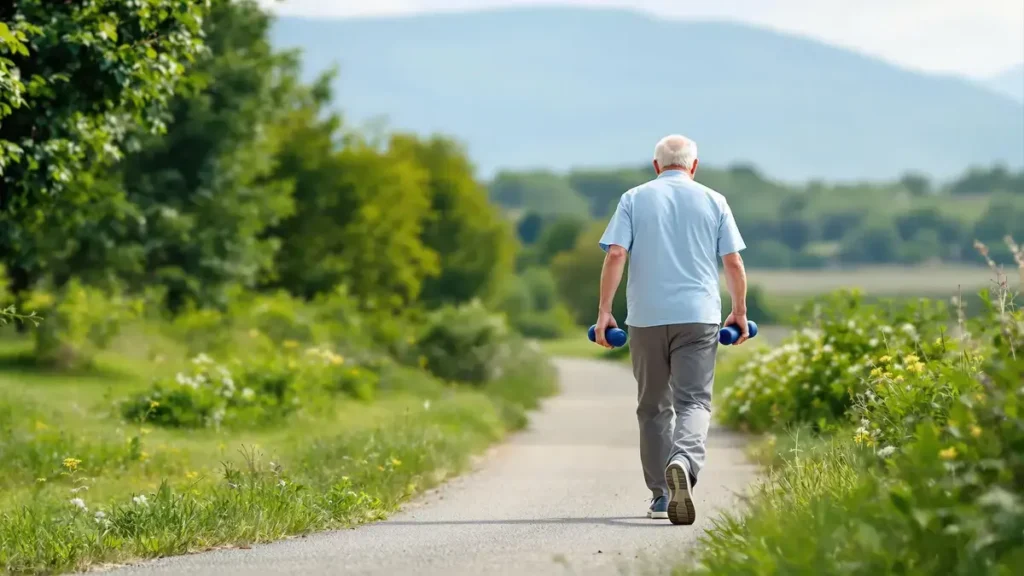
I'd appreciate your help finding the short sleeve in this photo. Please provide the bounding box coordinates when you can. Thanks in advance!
[717,201,746,257]
[599,194,633,252]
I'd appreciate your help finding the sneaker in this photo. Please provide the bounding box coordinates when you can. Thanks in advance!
[646,495,668,519]
[665,459,696,525]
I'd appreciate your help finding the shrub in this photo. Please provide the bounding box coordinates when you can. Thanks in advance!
[415,300,511,384]
[23,280,141,370]
[719,290,950,432]
[122,344,379,429]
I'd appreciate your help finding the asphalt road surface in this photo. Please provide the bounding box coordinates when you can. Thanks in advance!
[103,357,756,576]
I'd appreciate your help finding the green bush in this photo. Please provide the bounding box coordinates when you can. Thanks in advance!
[718,290,949,432]
[23,280,141,370]
[688,299,1023,576]
[415,301,510,384]
[122,343,378,429]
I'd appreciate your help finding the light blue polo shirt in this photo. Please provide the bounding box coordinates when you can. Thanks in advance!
[599,170,745,328]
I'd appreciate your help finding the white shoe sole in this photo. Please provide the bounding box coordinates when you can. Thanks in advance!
[665,461,696,525]
[648,510,668,520]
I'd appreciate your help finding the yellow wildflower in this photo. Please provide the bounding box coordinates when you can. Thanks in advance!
[248,329,260,338]
[36,477,47,484]
[879,355,891,363]
[63,458,82,471]
[869,367,882,377]
[331,355,344,366]
[970,426,982,438]
[149,400,160,410]
[140,452,150,461]
[140,427,152,436]
[939,446,958,460]
[378,465,385,472]
[894,375,905,383]
[283,340,300,349]
[391,457,402,467]
[185,471,199,481]
[904,354,920,364]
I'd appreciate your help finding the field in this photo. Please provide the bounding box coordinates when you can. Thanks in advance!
[740,264,996,296]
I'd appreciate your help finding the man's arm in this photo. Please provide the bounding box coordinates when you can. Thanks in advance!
[721,252,749,344]
[595,245,628,347]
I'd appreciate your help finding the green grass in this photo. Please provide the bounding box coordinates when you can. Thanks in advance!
[0,335,555,574]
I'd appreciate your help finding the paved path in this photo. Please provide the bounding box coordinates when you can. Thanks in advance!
[104,358,756,576]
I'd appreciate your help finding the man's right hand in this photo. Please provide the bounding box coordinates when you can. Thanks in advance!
[724,310,749,345]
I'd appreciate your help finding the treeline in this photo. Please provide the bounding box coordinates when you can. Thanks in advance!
[0,0,514,328]
[494,163,1024,269]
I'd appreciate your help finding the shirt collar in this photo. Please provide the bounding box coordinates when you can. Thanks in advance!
[657,169,689,179]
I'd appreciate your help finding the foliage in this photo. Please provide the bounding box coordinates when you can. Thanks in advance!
[0,0,210,294]
[393,135,516,308]
[687,241,1024,576]
[415,301,512,385]
[22,280,140,370]
[718,290,950,432]
[492,164,1024,270]
[122,345,377,429]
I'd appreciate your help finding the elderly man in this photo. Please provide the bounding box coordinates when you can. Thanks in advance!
[594,134,748,525]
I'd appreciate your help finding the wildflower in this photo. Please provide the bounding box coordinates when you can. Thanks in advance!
[70,486,89,494]
[894,375,905,383]
[63,458,82,471]
[36,478,46,484]
[69,498,87,511]
[94,511,106,521]
[869,367,882,377]
[331,354,344,366]
[140,427,152,435]
[185,471,199,481]
[970,425,982,438]
[140,452,150,461]
[149,400,160,410]
[939,446,958,460]
[391,457,402,467]
[904,354,920,364]
[248,329,260,338]
[877,446,896,458]
[241,387,255,400]
[879,355,891,363]
[278,479,287,487]
[283,340,300,349]
[423,400,431,411]
[133,495,149,507]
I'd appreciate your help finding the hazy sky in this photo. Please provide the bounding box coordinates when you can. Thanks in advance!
[261,0,1024,78]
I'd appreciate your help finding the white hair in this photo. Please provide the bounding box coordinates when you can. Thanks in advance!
[654,135,698,171]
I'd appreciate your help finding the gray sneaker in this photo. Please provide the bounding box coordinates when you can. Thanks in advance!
[665,459,696,525]
[646,495,668,519]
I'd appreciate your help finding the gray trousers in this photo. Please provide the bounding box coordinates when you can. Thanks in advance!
[628,323,719,498]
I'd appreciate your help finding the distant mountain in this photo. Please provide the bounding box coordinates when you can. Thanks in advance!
[270,7,1024,181]
[986,64,1024,103]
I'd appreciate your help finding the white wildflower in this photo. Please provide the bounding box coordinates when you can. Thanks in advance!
[423,400,431,411]
[877,446,897,458]
[132,495,148,507]
[70,498,87,511]
[241,387,255,400]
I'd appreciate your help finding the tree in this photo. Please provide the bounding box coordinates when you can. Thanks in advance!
[489,170,589,217]
[391,134,515,307]
[551,223,627,325]
[0,0,210,294]
[516,211,545,245]
[534,215,586,265]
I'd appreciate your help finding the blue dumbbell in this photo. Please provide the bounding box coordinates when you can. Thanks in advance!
[588,325,628,348]
[719,320,758,345]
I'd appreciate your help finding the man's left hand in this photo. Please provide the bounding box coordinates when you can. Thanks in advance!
[595,310,618,348]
